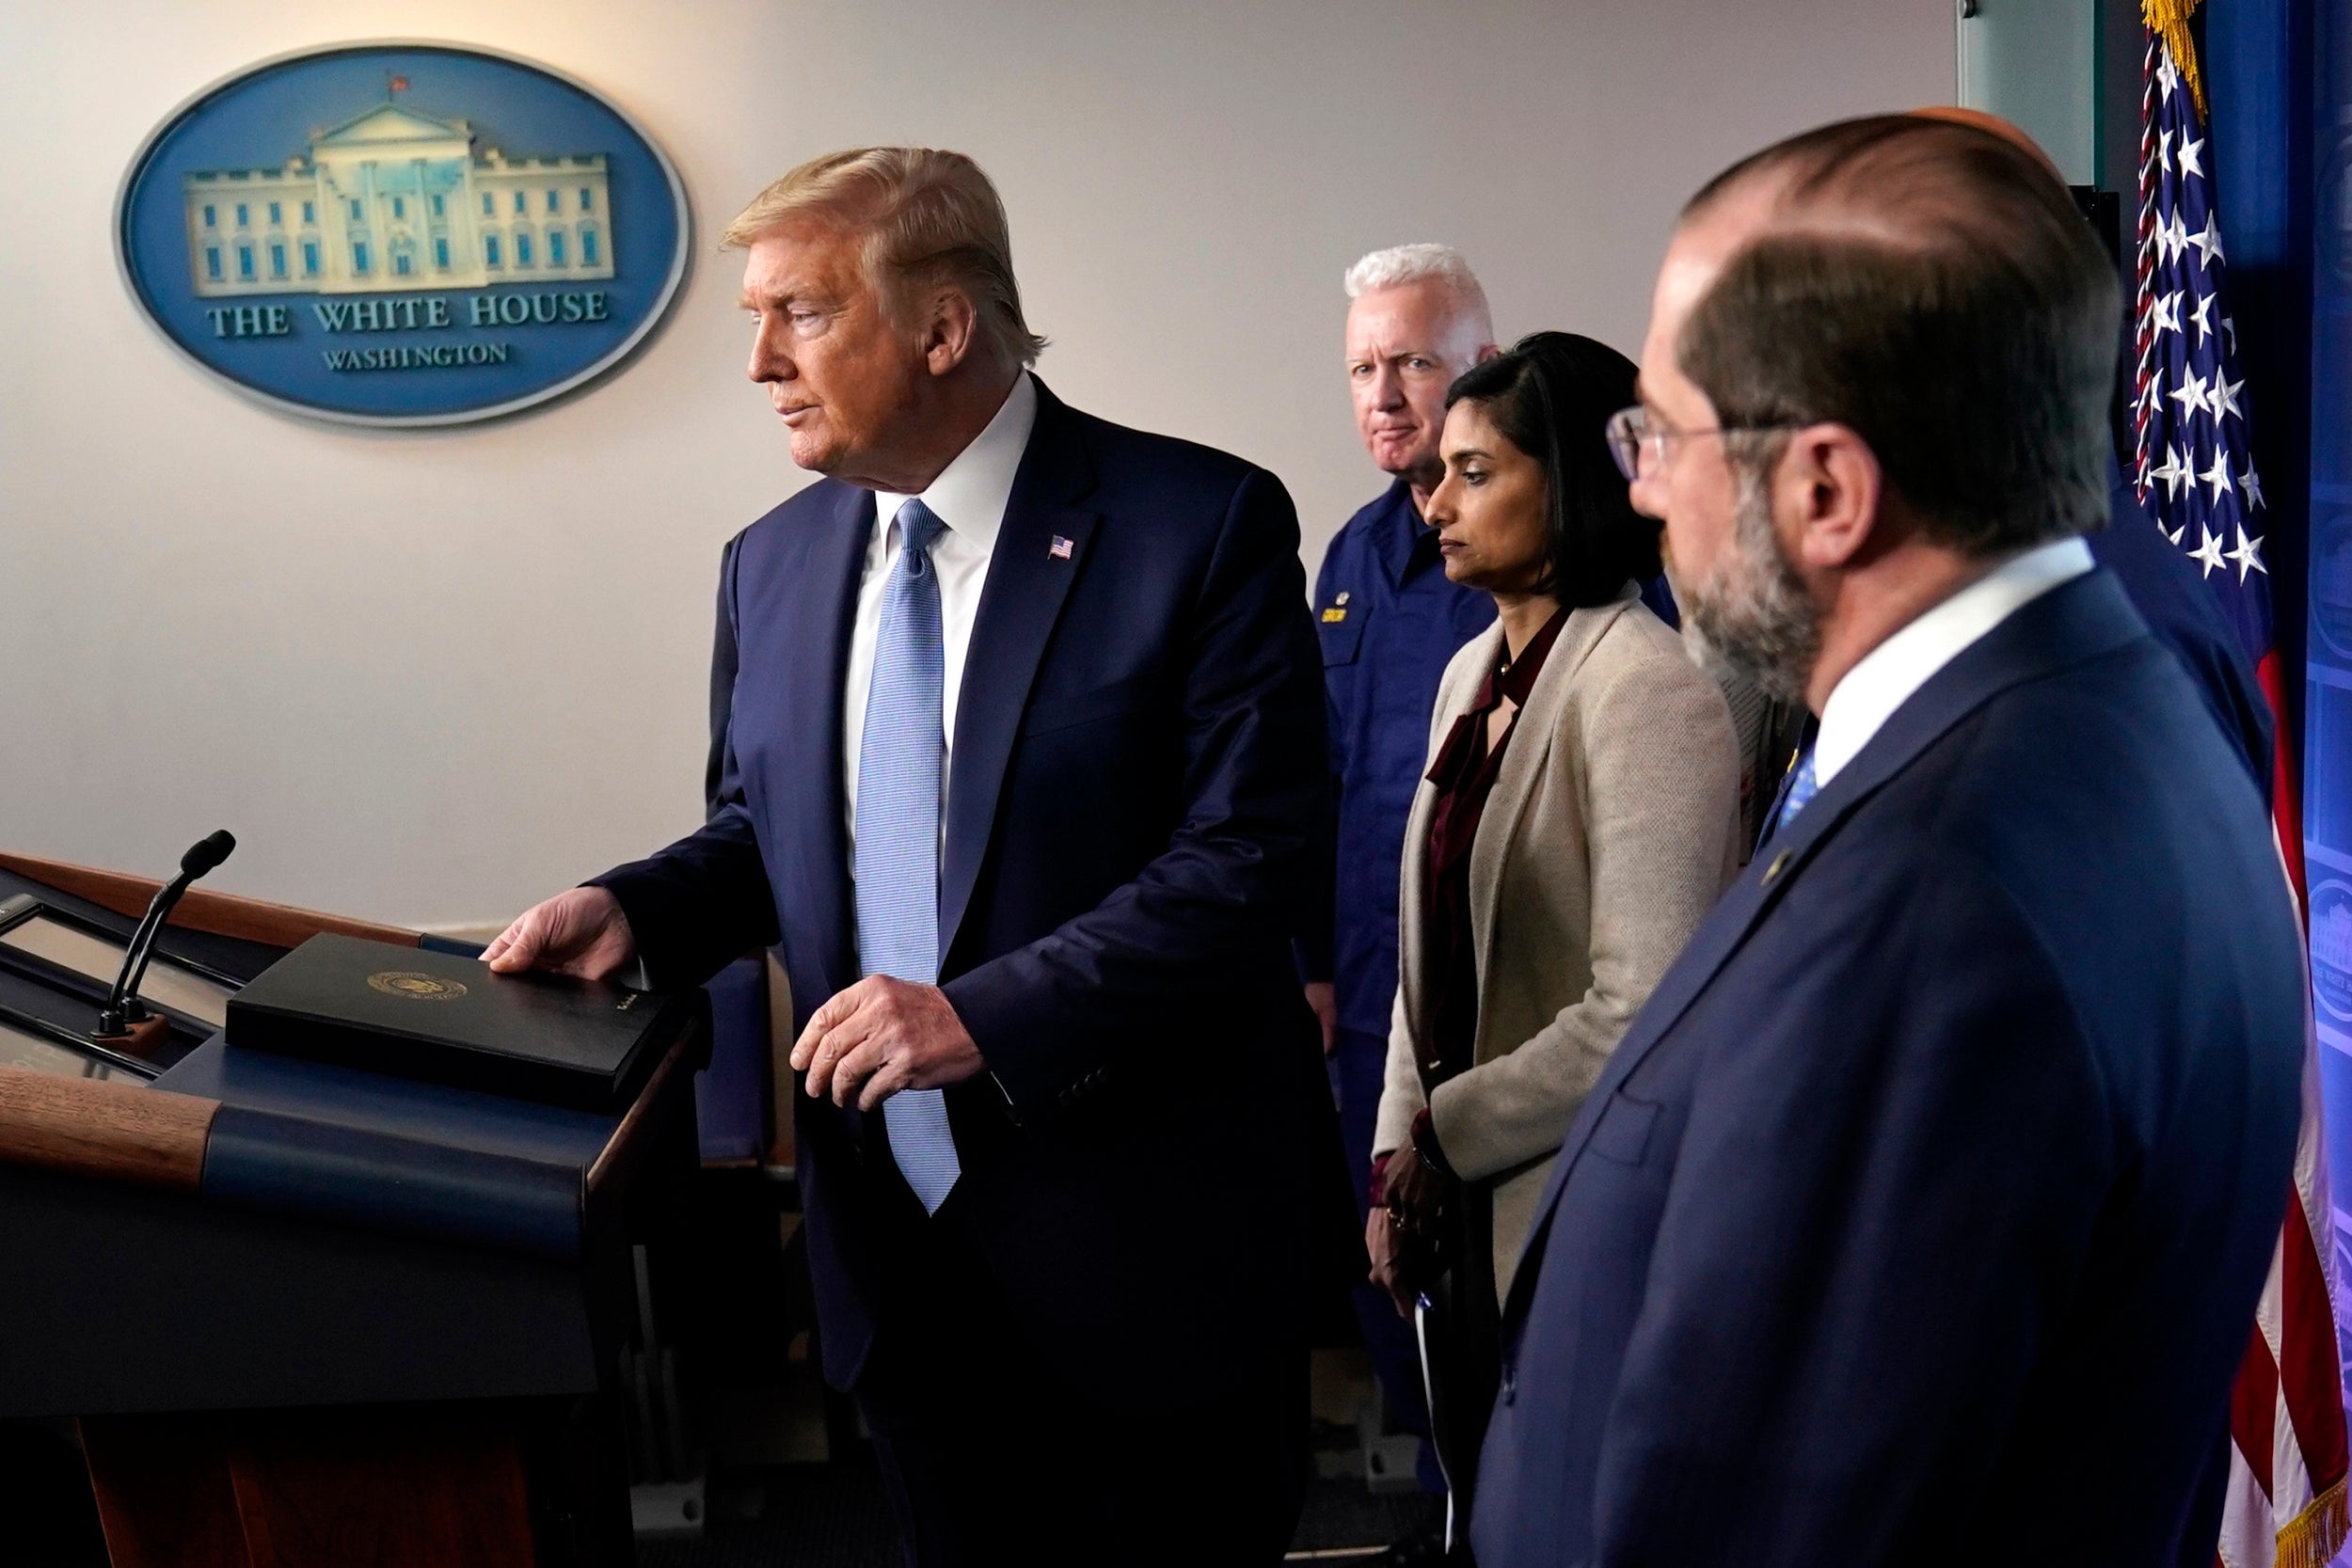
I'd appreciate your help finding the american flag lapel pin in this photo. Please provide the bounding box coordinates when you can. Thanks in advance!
[1048,535,1074,561]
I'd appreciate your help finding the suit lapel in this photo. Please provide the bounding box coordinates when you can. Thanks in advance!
[777,482,873,997]
[940,385,1099,958]
[1500,568,2150,1326]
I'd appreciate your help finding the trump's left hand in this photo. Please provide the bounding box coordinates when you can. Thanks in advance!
[791,975,986,1111]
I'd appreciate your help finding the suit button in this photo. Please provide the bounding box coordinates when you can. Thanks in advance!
[1500,1373,1516,1406]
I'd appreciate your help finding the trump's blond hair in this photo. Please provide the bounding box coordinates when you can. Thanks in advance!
[724,147,1046,367]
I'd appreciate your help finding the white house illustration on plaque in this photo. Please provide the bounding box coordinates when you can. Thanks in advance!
[183,99,613,296]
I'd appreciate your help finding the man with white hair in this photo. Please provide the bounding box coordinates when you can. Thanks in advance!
[485,147,1335,1563]
[1298,244,1497,1528]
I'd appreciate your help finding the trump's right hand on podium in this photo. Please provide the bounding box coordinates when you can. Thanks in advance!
[482,886,638,980]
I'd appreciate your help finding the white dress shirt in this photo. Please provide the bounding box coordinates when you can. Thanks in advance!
[842,371,1039,851]
[1812,536,2095,790]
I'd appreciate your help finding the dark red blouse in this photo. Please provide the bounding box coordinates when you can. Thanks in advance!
[1420,607,1568,1093]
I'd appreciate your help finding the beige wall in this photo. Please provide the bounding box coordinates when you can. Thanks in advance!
[0,0,1952,929]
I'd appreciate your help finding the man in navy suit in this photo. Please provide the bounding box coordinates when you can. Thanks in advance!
[1472,117,2307,1566]
[485,148,1332,1565]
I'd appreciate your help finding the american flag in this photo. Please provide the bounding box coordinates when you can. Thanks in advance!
[2134,9,2351,1566]
[2132,28,2279,736]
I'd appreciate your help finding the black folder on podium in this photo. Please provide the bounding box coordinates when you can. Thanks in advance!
[228,932,693,1113]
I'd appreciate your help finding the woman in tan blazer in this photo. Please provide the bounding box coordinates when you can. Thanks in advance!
[1367,332,1742,1523]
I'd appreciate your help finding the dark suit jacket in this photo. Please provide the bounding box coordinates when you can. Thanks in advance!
[596,382,1338,1405]
[1470,569,2306,1567]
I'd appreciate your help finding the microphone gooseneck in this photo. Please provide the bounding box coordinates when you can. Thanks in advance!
[97,830,236,1037]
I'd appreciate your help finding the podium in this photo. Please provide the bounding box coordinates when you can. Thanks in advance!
[0,851,706,1567]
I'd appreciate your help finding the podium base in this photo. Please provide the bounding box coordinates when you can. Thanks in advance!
[81,1397,628,1567]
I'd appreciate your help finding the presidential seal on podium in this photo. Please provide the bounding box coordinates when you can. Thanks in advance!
[367,970,469,1002]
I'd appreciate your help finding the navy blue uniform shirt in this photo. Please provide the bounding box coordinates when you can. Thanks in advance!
[1304,479,1496,1038]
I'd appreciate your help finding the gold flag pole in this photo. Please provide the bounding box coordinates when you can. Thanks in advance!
[2143,0,2209,122]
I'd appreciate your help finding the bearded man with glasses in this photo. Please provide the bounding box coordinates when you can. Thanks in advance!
[1470,115,2307,1568]
[1600,403,1813,851]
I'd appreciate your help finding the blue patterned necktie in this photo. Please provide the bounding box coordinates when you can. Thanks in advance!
[1774,743,1820,836]
[854,498,961,1213]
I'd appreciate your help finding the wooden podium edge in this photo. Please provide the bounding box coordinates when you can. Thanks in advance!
[0,1066,217,1190]
[0,852,421,951]
[585,1030,692,1198]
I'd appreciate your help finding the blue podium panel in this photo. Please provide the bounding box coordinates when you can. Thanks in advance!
[3,1029,703,1419]
[158,1039,617,1259]
[0,1162,603,1418]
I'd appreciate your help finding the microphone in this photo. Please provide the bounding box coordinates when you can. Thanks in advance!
[97,831,235,1038]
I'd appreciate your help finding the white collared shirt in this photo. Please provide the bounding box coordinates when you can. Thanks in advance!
[1812,536,2095,790]
[842,372,1038,852]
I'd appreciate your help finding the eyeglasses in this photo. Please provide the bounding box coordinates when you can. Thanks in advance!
[1604,405,1793,483]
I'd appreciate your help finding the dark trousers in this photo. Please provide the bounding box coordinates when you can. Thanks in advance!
[1332,1025,1437,1468]
[852,1180,1310,1568]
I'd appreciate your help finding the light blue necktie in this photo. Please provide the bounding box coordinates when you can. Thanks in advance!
[855,498,961,1213]
[1774,744,1820,835]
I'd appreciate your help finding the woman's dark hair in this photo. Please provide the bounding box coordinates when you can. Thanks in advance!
[1443,331,1657,608]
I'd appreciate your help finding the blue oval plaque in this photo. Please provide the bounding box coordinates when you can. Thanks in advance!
[117,41,691,427]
